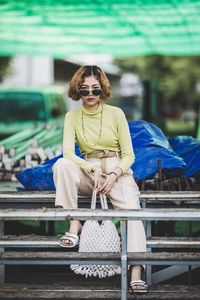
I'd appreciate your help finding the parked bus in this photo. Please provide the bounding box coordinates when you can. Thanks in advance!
[0,86,67,139]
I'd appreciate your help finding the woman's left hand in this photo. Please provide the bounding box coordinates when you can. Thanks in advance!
[99,173,118,195]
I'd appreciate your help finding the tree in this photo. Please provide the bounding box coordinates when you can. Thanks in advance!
[0,56,12,83]
[114,55,200,109]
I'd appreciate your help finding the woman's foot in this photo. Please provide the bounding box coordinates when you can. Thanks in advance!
[129,280,148,294]
[129,266,148,293]
[59,232,80,248]
[60,220,82,247]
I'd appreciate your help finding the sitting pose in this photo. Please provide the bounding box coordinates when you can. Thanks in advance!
[53,65,148,293]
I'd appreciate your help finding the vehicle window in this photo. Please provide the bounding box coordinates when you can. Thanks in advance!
[0,92,46,122]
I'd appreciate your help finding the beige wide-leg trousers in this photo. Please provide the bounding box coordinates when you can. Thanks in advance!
[53,156,147,254]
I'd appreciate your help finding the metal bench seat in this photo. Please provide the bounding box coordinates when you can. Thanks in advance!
[0,190,199,299]
[0,235,200,249]
[0,283,199,299]
[0,251,200,266]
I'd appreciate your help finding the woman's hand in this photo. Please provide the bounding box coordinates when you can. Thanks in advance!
[91,166,105,191]
[99,173,118,195]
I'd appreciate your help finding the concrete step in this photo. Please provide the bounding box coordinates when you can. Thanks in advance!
[0,283,199,299]
[0,251,199,266]
[0,235,200,248]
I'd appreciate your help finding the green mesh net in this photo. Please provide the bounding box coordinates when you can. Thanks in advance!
[0,0,200,57]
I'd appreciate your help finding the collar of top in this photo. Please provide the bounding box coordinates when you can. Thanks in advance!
[81,102,103,115]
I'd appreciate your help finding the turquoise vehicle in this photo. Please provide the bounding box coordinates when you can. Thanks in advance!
[0,86,67,139]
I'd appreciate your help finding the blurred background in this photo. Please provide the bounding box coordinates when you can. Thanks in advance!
[1,54,200,137]
[0,0,200,139]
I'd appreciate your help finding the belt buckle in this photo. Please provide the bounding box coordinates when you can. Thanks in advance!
[96,150,113,159]
[103,150,110,158]
[97,152,105,159]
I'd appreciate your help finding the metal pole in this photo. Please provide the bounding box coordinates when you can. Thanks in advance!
[142,199,152,285]
[0,220,5,283]
[146,220,152,284]
[146,208,152,285]
[121,220,127,300]
[141,200,147,233]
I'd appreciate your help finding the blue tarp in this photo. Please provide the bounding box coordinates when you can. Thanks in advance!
[16,121,189,190]
[16,144,82,191]
[16,155,61,191]
[129,121,186,180]
[168,136,200,178]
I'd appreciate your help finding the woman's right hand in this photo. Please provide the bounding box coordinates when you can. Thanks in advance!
[91,166,106,192]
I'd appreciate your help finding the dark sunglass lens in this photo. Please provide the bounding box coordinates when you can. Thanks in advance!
[80,88,101,97]
[92,89,101,96]
[80,89,89,96]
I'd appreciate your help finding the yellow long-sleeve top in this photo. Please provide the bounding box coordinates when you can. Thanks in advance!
[63,102,135,173]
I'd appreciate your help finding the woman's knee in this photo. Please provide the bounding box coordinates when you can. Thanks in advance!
[52,158,78,172]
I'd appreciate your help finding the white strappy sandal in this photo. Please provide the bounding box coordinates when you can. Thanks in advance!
[59,232,79,248]
[129,280,148,294]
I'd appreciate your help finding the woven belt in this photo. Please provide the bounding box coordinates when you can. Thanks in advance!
[84,150,119,159]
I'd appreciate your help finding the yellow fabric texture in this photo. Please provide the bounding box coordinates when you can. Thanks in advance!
[63,102,135,173]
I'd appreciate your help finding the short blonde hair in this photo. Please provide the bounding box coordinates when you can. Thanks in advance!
[68,65,111,101]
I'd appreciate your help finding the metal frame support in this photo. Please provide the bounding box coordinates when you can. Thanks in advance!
[152,265,198,284]
[142,199,152,285]
[146,218,152,285]
[121,220,127,300]
[0,220,5,283]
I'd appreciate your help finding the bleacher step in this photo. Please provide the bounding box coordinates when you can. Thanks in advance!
[0,191,199,209]
[0,235,200,248]
[0,207,200,221]
[0,283,199,299]
[0,251,199,265]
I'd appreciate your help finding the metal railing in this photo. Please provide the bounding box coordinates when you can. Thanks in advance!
[0,207,200,300]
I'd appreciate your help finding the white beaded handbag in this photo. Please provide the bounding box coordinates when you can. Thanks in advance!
[70,191,121,278]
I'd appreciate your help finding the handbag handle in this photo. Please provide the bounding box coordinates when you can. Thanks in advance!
[91,189,97,209]
[91,189,108,210]
[100,194,108,209]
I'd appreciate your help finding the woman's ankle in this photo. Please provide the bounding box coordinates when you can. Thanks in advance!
[130,265,142,281]
[69,220,82,235]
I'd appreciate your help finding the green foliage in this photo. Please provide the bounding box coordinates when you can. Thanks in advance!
[175,221,200,237]
[0,56,12,82]
[114,56,200,107]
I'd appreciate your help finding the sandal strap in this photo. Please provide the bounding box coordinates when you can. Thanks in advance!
[64,232,78,238]
[130,280,147,287]
[61,232,79,242]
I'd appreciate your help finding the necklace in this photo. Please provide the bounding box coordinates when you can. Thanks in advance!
[81,105,103,146]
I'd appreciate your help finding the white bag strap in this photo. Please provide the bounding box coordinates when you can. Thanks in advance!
[100,194,108,210]
[91,190,108,210]
[91,189,97,209]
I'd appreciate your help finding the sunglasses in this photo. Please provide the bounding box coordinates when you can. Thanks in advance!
[79,88,102,97]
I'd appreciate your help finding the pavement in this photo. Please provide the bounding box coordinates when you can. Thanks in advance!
[0,180,23,192]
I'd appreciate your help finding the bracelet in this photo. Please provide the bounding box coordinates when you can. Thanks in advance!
[109,171,118,181]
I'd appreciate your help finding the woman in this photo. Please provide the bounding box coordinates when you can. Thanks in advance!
[53,65,148,293]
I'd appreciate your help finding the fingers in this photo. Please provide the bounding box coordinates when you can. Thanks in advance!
[93,168,102,189]
[91,168,117,194]
[100,183,112,195]
[94,174,98,189]
[99,179,109,193]
[97,179,103,191]
[96,175,106,192]
[99,176,116,195]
